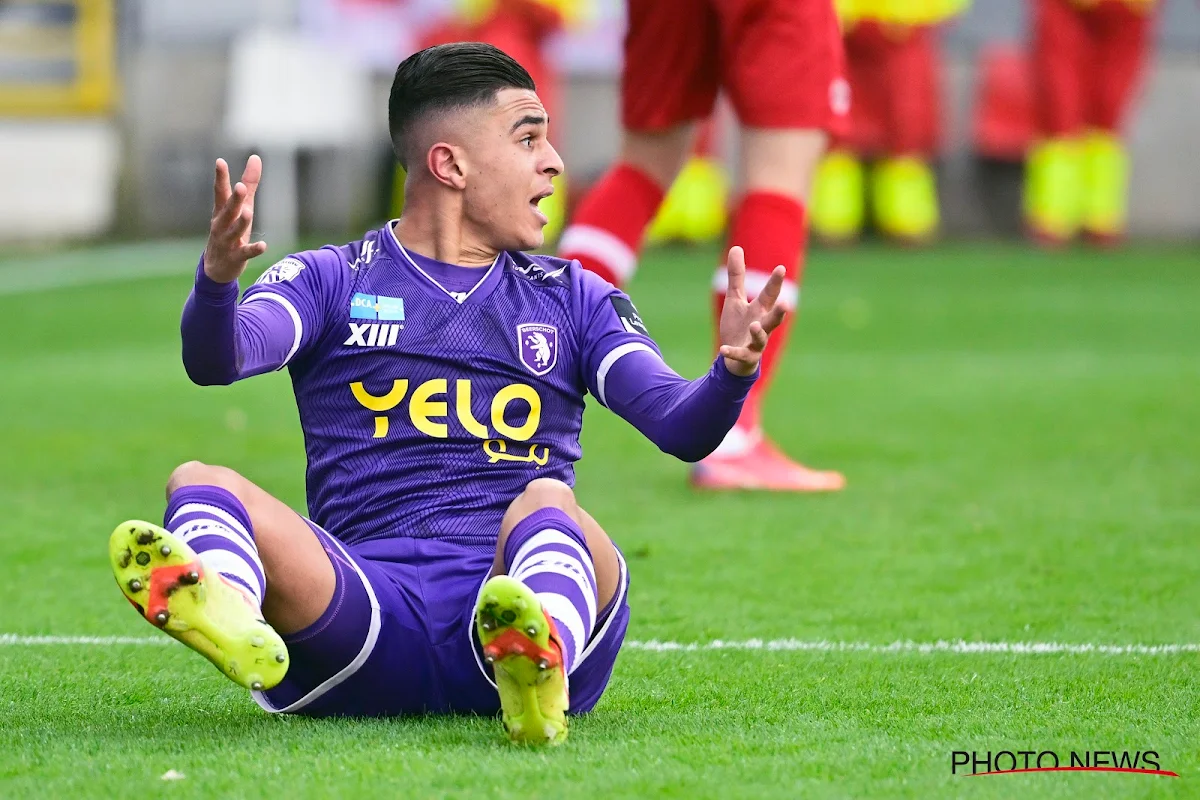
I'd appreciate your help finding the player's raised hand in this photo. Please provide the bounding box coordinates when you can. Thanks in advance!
[717,246,788,377]
[203,155,268,284]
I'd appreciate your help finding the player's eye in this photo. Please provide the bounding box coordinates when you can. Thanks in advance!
[520,134,535,148]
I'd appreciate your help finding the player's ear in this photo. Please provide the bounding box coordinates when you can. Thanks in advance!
[427,143,468,190]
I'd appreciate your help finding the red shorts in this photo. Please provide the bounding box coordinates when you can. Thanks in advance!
[622,0,849,132]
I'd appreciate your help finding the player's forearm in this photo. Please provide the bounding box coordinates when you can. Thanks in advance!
[181,260,294,385]
[604,351,757,462]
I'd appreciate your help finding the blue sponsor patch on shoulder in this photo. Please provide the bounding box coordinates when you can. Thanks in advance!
[376,295,405,321]
[350,293,377,319]
[350,293,404,321]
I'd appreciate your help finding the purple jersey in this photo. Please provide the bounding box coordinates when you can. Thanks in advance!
[180,222,755,717]
[238,224,662,546]
[184,221,756,550]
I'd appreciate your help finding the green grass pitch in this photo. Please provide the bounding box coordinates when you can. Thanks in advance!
[0,239,1197,798]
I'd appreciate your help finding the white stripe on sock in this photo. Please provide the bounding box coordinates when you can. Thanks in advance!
[512,558,597,624]
[196,550,264,605]
[169,503,253,544]
[175,521,265,583]
[559,224,638,283]
[537,594,587,668]
[711,267,800,309]
[510,530,596,589]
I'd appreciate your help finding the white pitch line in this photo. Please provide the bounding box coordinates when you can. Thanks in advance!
[0,635,172,646]
[625,639,1200,655]
[1,634,1197,655]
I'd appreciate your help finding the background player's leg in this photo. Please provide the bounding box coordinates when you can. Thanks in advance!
[872,24,942,244]
[1025,0,1088,245]
[693,0,847,492]
[559,125,694,287]
[697,132,846,493]
[558,0,716,287]
[1080,0,1154,245]
[163,460,335,634]
[716,127,826,432]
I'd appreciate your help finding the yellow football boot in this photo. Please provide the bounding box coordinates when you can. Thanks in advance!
[476,575,569,745]
[871,155,940,244]
[1023,137,1084,246]
[811,149,866,244]
[109,520,288,691]
[1081,129,1129,247]
[647,156,729,244]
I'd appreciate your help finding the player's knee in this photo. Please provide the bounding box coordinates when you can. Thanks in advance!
[165,461,248,500]
[519,478,577,512]
[497,479,583,559]
[500,478,578,533]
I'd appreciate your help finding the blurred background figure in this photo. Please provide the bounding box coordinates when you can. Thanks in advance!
[643,114,731,248]
[811,0,970,246]
[558,0,850,492]
[0,0,1195,250]
[1024,0,1158,248]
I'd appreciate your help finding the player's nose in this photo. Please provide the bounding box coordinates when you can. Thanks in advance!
[541,141,565,178]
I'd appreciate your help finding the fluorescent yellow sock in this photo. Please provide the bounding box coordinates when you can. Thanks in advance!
[1023,137,1084,243]
[871,156,939,243]
[1081,130,1129,240]
[811,149,865,243]
[648,156,729,244]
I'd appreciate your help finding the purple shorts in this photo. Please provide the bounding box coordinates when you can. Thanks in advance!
[251,521,631,717]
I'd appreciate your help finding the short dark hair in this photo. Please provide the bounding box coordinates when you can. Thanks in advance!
[388,42,536,169]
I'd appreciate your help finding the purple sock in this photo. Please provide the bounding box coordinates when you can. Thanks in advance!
[503,508,598,675]
[164,485,265,607]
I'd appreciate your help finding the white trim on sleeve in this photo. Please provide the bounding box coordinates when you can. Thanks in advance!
[241,291,304,367]
[595,341,656,407]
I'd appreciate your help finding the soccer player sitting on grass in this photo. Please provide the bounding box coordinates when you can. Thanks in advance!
[108,43,787,745]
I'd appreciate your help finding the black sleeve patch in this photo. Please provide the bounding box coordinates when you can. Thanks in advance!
[610,295,650,336]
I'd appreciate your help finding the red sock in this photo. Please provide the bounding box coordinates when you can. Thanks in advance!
[713,192,806,432]
[559,163,665,287]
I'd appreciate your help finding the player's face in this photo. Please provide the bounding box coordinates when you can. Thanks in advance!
[463,88,563,252]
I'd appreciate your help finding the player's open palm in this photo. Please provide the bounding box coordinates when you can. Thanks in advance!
[203,155,268,284]
[718,246,788,377]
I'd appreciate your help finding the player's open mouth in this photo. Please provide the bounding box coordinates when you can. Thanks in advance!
[530,188,553,224]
